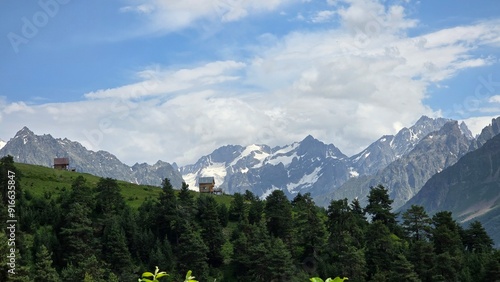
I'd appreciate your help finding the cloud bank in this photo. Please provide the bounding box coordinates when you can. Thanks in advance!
[1,0,499,166]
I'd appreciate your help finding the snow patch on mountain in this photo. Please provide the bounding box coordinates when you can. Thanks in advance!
[183,172,199,191]
[0,140,6,150]
[287,167,322,194]
[230,144,269,167]
[267,152,297,166]
[349,168,359,178]
[260,186,280,200]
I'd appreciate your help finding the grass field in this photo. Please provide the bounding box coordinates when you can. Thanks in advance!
[14,162,234,209]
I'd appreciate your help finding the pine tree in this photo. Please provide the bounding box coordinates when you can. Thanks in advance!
[147,237,174,274]
[0,231,11,282]
[293,193,326,267]
[218,203,229,227]
[235,220,281,281]
[264,189,293,241]
[95,177,125,217]
[34,245,60,282]
[119,206,139,263]
[463,220,494,253]
[365,185,399,233]
[431,211,464,281]
[266,237,296,281]
[0,155,21,207]
[67,175,94,208]
[60,202,96,265]
[388,253,421,282]
[231,223,251,278]
[156,178,180,243]
[135,228,157,265]
[101,218,134,280]
[176,221,209,281]
[248,197,264,225]
[7,249,32,282]
[229,192,246,221]
[365,220,396,280]
[327,198,353,253]
[402,205,432,242]
[338,245,368,282]
[350,197,368,247]
[61,255,108,282]
[408,240,435,282]
[432,211,463,254]
[197,195,225,267]
[482,250,500,282]
[433,252,462,282]
[178,181,196,219]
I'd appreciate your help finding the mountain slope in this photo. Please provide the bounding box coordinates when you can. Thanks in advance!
[0,127,184,188]
[326,121,471,209]
[401,132,500,247]
[350,116,453,176]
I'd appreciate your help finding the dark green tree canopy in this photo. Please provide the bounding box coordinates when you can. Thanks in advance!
[365,185,396,224]
[264,189,293,240]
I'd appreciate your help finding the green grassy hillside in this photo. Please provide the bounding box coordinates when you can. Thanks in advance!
[15,162,234,208]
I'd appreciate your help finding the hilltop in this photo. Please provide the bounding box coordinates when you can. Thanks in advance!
[14,162,233,209]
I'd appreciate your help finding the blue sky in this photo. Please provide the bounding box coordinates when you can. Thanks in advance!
[1,0,499,165]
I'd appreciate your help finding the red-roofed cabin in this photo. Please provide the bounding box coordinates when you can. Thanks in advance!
[53,158,69,170]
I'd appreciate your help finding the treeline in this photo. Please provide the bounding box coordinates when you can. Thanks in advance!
[0,155,499,281]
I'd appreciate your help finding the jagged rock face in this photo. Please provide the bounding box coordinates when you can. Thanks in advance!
[130,160,184,188]
[0,127,183,188]
[180,135,350,198]
[401,132,500,247]
[349,116,452,176]
[179,117,465,201]
[470,116,500,150]
[326,121,472,210]
[180,116,458,200]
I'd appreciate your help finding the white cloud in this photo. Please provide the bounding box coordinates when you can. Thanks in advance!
[3,102,34,114]
[84,61,245,100]
[311,10,336,23]
[463,115,499,136]
[1,0,499,166]
[119,0,295,33]
[489,95,500,103]
[336,0,417,34]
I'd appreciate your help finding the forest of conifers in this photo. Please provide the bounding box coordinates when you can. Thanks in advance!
[0,155,499,282]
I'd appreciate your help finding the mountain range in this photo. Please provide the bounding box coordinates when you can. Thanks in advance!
[180,116,486,210]
[324,120,472,209]
[2,115,500,246]
[0,127,184,188]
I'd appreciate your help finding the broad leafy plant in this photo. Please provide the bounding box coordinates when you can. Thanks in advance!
[310,277,348,282]
[138,267,199,282]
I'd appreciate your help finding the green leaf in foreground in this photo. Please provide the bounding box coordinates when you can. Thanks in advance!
[310,277,348,282]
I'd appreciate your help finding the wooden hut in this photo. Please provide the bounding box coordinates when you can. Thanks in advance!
[53,158,69,170]
[198,177,215,193]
